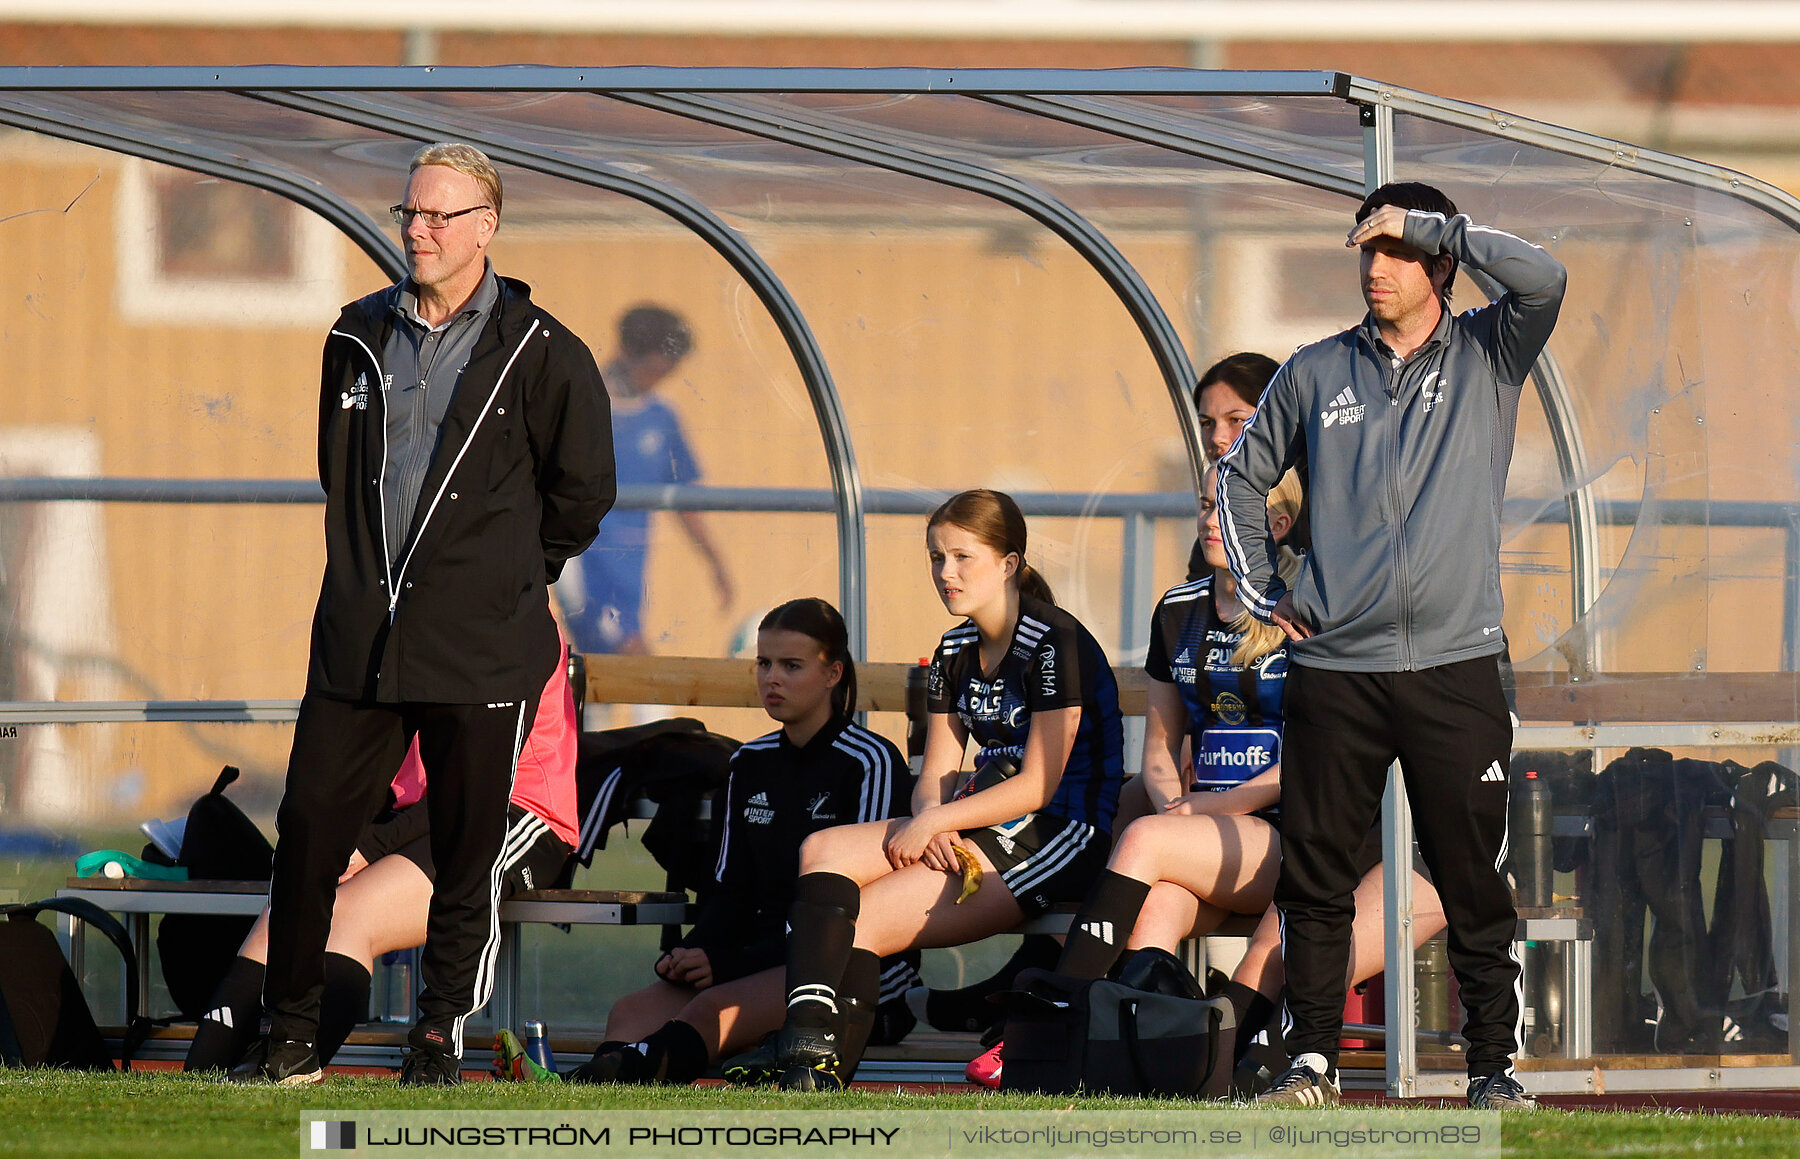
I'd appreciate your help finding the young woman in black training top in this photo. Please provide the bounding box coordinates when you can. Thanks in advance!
[527,598,910,1085]
[738,489,1124,1090]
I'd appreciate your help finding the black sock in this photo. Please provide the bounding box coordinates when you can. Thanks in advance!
[917,935,1059,1032]
[315,954,372,1067]
[784,872,861,1028]
[834,949,883,1082]
[640,1020,710,1084]
[1221,980,1277,1061]
[184,956,265,1072]
[1056,871,1152,980]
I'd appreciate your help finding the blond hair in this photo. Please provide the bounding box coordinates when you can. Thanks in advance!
[1231,469,1305,668]
[410,142,503,218]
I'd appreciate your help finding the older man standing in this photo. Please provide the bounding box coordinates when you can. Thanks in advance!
[230,144,613,1085]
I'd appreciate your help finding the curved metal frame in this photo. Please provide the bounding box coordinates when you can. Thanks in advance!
[246,88,872,657]
[0,94,404,281]
[615,91,1209,488]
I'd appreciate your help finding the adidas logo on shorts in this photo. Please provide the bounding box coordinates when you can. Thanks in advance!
[1480,761,1506,783]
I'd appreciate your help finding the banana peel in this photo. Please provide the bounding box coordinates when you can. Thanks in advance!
[951,844,983,904]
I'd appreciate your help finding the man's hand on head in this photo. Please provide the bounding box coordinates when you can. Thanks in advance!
[1347,204,1412,249]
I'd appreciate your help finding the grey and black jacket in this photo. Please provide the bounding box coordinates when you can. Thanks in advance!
[1217,211,1567,672]
[309,276,614,704]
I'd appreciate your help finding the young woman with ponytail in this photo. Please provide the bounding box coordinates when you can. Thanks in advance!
[538,598,909,1086]
[738,489,1124,1090]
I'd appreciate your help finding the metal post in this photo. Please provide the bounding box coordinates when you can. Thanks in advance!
[1119,511,1157,774]
[1382,765,1419,1098]
[1362,98,1423,1099]
[1789,815,1800,1063]
[1119,511,1157,665]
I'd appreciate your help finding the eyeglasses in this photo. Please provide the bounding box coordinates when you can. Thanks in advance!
[389,204,490,229]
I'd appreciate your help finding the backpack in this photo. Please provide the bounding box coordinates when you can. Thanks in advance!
[0,896,152,1069]
[999,950,1234,1098]
[154,766,276,1021]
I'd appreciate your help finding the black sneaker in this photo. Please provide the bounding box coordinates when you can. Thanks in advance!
[772,1023,842,1090]
[775,1023,841,1072]
[721,1033,784,1087]
[221,1038,322,1086]
[567,1042,654,1085]
[398,1026,462,1087]
[1468,1071,1537,1111]
[1255,1053,1339,1107]
[776,1064,843,1091]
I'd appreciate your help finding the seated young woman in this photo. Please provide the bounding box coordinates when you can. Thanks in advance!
[967,467,1445,1087]
[538,598,910,1085]
[183,643,579,1072]
[738,488,1125,1090]
[906,352,1288,1035]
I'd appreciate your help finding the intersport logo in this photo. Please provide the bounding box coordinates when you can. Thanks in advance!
[1321,386,1365,428]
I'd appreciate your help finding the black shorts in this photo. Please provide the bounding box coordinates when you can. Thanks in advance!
[376,803,571,899]
[959,813,1111,918]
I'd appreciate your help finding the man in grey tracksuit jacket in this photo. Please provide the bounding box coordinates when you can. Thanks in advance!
[1218,182,1566,1107]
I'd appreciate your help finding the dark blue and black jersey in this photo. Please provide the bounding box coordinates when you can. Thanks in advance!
[926,595,1125,834]
[1145,576,1288,801]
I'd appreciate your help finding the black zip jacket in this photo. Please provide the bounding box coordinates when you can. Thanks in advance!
[308,276,614,704]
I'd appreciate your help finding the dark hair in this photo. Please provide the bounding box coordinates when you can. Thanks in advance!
[758,597,857,719]
[1355,181,1461,300]
[617,303,694,361]
[927,489,1055,606]
[1194,351,1279,412]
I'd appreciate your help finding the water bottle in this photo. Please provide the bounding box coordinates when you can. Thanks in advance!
[382,949,415,1023]
[524,1019,555,1072]
[1509,769,1554,908]
[1414,937,1451,1033]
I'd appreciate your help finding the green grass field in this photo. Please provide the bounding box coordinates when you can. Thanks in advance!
[2,1071,1797,1159]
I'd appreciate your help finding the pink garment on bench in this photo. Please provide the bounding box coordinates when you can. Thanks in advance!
[388,642,581,847]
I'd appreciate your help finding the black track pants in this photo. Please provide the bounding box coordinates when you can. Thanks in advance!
[1276,656,1521,1076]
[264,693,536,1057]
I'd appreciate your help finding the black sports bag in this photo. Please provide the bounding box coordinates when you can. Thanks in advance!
[0,896,151,1069]
[998,951,1234,1099]
[155,765,275,1020]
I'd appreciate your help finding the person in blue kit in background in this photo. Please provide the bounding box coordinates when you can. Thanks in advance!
[556,305,732,655]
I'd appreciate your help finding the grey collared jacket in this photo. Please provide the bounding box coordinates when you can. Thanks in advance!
[1217,211,1567,672]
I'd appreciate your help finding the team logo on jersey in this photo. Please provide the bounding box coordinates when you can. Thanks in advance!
[1321,386,1365,428]
[341,372,371,410]
[806,792,835,821]
[636,428,666,457]
[1212,690,1248,725]
[1422,372,1446,413]
[1253,651,1289,679]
